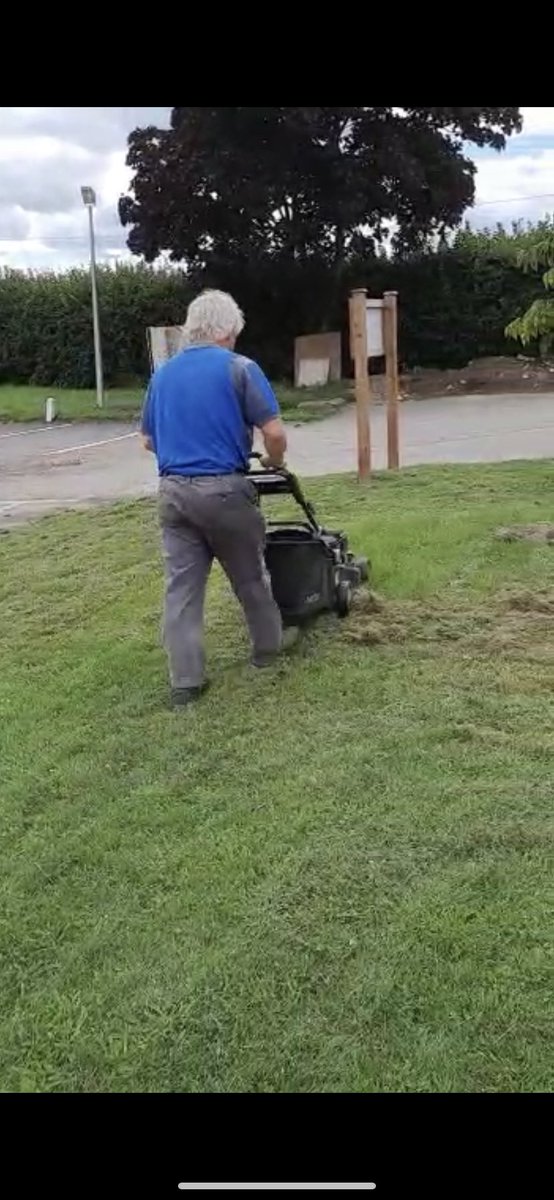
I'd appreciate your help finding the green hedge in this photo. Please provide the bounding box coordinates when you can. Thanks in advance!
[0,229,545,387]
[0,265,192,388]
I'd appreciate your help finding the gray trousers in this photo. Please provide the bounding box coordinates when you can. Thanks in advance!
[158,473,283,688]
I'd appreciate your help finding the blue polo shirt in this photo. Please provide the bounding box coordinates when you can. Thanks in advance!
[141,345,280,476]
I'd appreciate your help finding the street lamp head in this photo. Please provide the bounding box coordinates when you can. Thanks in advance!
[81,186,96,207]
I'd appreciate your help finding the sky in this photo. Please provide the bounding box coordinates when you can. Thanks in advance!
[0,106,553,271]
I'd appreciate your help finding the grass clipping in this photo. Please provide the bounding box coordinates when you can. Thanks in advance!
[495,523,554,543]
[342,586,554,659]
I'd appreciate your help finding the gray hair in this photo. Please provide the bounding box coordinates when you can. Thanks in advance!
[182,289,245,346]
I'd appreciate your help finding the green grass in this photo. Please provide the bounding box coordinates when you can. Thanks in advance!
[0,381,350,424]
[1,461,554,1093]
[0,385,142,423]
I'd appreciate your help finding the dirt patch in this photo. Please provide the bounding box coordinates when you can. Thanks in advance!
[296,397,349,416]
[46,457,84,469]
[1,455,84,478]
[321,356,554,408]
[402,355,554,400]
[495,524,554,544]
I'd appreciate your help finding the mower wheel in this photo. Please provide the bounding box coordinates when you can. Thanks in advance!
[336,580,353,618]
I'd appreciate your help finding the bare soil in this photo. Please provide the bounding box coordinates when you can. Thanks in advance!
[301,356,554,412]
[402,355,554,400]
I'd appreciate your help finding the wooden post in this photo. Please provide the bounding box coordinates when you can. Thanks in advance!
[383,291,400,469]
[349,288,371,480]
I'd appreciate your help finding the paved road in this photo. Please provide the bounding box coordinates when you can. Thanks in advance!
[1,391,554,527]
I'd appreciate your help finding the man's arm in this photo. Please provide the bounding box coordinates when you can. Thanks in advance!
[259,416,287,469]
[232,356,288,467]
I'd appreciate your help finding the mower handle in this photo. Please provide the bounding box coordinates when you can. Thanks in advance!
[247,453,319,531]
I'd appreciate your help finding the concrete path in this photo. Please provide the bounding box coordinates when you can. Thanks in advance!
[1,391,554,527]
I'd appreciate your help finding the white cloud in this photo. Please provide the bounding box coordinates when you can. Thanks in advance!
[0,107,171,269]
[0,134,91,164]
[0,109,162,269]
[471,147,554,228]
[519,107,554,136]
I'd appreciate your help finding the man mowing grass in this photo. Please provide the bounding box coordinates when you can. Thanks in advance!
[142,289,295,708]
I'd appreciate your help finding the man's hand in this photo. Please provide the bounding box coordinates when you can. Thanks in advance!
[260,453,286,471]
[141,433,154,453]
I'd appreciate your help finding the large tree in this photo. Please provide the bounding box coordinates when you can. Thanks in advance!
[119,107,522,268]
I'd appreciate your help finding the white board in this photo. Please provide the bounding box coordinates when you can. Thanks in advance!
[297,357,330,387]
[147,326,183,370]
[366,299,384,359]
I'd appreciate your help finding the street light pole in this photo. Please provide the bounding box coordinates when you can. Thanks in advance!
[81,186,104,409]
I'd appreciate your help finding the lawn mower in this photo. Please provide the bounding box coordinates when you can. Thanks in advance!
[248,454,369,625]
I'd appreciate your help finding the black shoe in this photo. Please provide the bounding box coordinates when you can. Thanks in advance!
[170,684,207,709]
[252,627,300,669]
[251,653,279,670]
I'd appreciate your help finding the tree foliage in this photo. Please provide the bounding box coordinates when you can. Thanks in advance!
[0,264,191,388]
[2,223,548,389]
[119,107,522,268]
[505,220,554,352]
